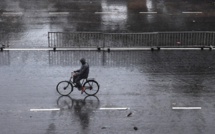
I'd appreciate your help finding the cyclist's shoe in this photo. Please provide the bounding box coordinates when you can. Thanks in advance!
[81,87,85,94]
[74,83,80,89]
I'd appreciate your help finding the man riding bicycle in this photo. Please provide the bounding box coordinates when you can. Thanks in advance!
[73,58,89,94]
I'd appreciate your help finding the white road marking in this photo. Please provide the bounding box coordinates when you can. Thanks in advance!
[49,12,69,15]
[4,48,53,51]
[95,12,117,14]
[30,108,60,112]
[57,47,98,51]
[2,12,23,16]
[99,107,130,110]
[3,48,98,51]
[106,47,151,51]
[139,12,157,14]
[183,11,203,14]
[172,107,201,110]
[161,48,202,50]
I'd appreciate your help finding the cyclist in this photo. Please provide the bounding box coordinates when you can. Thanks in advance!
[73,58,89,94]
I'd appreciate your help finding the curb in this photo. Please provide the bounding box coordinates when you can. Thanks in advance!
[0,47,213,51]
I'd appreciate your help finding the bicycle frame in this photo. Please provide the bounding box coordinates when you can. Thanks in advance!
[69,72,87,87]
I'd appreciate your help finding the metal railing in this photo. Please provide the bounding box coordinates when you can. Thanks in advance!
[48,31,215,48]
[104,32,157,48]
[48,32,102,48]
[158,31,215,47]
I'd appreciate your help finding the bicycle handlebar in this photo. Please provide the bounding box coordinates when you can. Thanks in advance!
[71,72,75,76]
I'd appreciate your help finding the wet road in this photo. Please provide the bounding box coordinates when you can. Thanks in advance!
[1,0,215,134]
[0,50,215,134]
[0,0,215,47]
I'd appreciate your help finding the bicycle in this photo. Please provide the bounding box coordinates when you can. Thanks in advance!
[56,72,100,96]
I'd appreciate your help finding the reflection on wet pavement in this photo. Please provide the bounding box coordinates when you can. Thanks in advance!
[0,51,10,65]
[0,0,215,48]
[49,51,103,66]
[56,95,100,131]
[0,50,215,134]
[1,50,215,95]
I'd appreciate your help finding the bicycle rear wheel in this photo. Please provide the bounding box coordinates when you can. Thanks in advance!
[83,80,99,96]
[56,81,73,96]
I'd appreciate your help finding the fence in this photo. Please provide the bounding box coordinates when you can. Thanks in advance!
[48,32,102,48]
[158,31,215,47]
[48,31,215,48]
[104,32,157,48]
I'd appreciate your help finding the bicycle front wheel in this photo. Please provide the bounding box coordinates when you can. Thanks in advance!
[83,80,99,96]
[56,81,73,96]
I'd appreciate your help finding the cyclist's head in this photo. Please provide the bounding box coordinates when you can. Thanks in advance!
[80,58,86,64]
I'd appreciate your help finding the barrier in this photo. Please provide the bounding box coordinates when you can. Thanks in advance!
[158,31,215,47]
[48,31,215,48]
[48,32,102,48]
[104,32,157,48]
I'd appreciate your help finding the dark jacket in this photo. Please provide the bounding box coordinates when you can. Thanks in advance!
[75,60,89,79]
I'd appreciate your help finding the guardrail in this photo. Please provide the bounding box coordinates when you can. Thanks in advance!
[48,31,215,48]
[48,32,102,48]
[158,31,215,47]
[104,32,157,48]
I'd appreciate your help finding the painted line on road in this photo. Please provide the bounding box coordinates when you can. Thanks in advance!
[106,47,152,51]
[95,12,118,14]
[172,107,201,110]
[160,48,203,50]
[49,12,69,15]
[4,48,53,51]
[30,108,60,112]
[139,12,157,14]
[99,107,130,110]
[182,11,203,14]
[2,12,23,16]
[3,48,98,51]
[57,47,98,51]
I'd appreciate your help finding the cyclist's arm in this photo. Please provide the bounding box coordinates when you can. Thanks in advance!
[74,69,80,73]
[76,65,87,76]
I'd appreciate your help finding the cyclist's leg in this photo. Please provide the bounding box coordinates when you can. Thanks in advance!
[74,76,82,90]
[73,75,77,83]
[81,77,87,94]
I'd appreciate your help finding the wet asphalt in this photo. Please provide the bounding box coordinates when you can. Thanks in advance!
[0,0,215,47]
[0,50,215,134]
[0,0,215,134]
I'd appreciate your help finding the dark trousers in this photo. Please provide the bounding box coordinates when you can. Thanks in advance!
[73,75,83,89]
